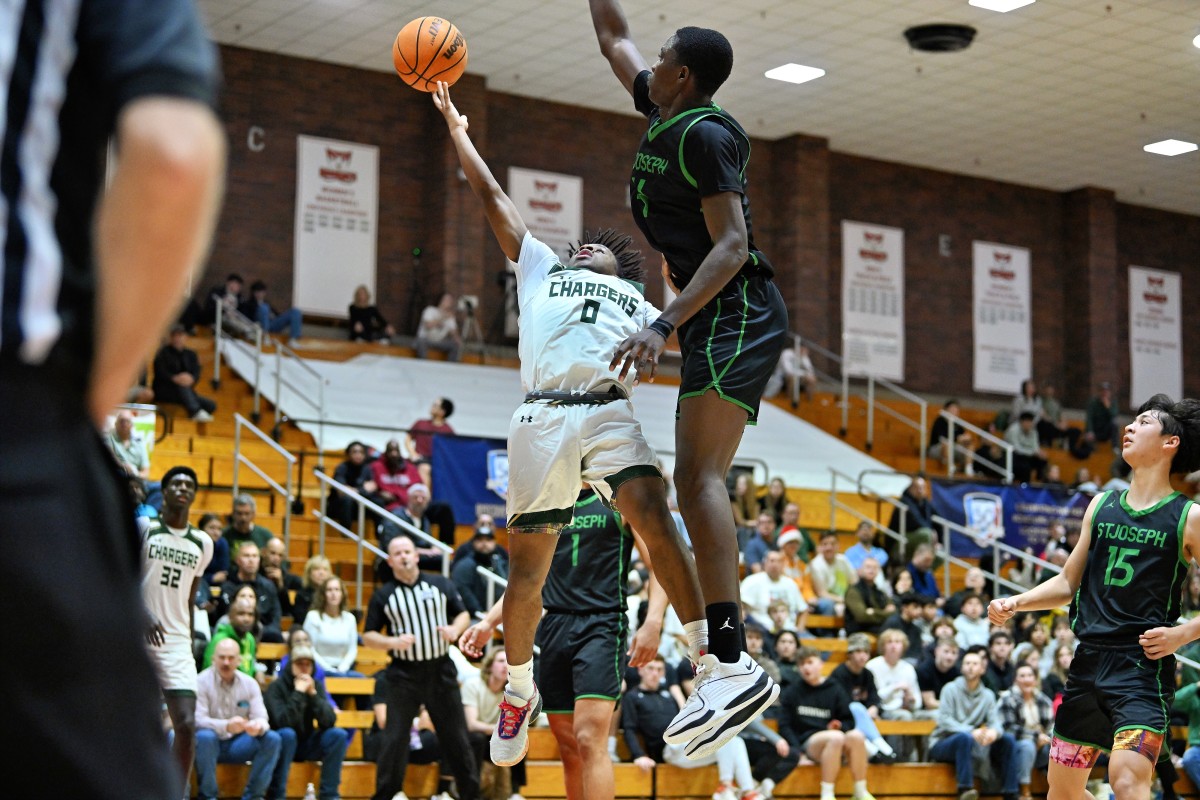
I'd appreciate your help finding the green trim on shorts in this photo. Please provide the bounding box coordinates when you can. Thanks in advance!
[1155,652,1170,731]
[1053,731,1110,754]
[544,708,576,715]
[1115,723,1168,735]
[676,276,757,424]
[576,693,619,702]
[677,387,756,421]
[163,689,197,698]
[712,278,750,388]
[510,507,574,528]
[606,464,662,492]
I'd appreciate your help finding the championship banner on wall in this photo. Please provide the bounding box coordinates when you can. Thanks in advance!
[1128,266,1183,408]
[432,435,509,526]
[841,221,905,381]
[972,241,1031,395]
[929,480,1092,559]
[503,167,583,336]
[293,135,379,317]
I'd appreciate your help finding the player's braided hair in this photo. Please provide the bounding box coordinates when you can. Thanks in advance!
[569,228,645,283]
[1136,393,1200,474]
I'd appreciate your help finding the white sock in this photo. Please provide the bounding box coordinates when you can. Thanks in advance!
[820,782,835,800]
[684,619,709,662]
[863,738,878,757]
[853,780,869,799]
[874,737,895,756]
[506,659,535,701]
[760,779,776,799]
[608,736,618,756]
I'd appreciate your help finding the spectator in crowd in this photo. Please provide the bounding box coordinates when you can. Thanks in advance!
[759,477,789,526]
[1005,412,1048,483]
[982,631,1016,694]
[905,545,942,606]
[203,596,259,675]
[452,525,511,616]
[362,535,478,800]
[415,292,462,361]
[1072,467,1100,494]
[776,529,811,590]
[195,638,282,800]
[304,576,362,678]
[867,630,924,734]
[293,555,333,626]
[206,272,243,322]
[349,284,395,343]
[766,343,818,406]
[917,636,962,711]
[1041,643,1072,703]
[730,473,759,552]
[999,664,1053,800]
[1081,381,1119,454]
[330,441,376,526]
[808,531,858,616]
[1037,383,1078,451]
[777,502,815,563]
[954,594,990,650]
[944,568,991,620]
[778,646,877,800]
[200,512,231,586]
[106,409,152,482]
[844,558,894,637]
[974,423,1011,482]
[217,541,285,643]
[766,599,800,641]
[741,551,808,630]
[1010,380,1047,439]
[464,648,527,800]
[241,279,303,343]
[928,400,976,474]
[368,438,424,516]
[1172,678,1200,792]
[772,630,801,689]
[880,594,926,662]
[743,512,779,574]
[738,717,802,800]
[891,570,914,598]
[261,536,302,622]
[830,634,898,763]
[264,640,349,800]
[844,521,889,577]
[152,323,217,421]
[407,396,456,487]
[887,477,936,566]
[224,493,276,554]
[927,649,1019,800]
[745,623,783,689]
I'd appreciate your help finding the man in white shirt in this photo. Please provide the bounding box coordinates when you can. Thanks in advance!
[740,551,808,628]
[807,531,858,616]
[415,292,462,361]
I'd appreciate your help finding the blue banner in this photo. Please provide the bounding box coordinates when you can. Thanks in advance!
[929,481,1093,558]
[432,435,509,526]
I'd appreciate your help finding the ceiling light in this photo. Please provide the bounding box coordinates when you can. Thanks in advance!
[969,0,1036,11]
[764,63,826,85]
[1193,32,1200,48]
[1143,139,1198,156]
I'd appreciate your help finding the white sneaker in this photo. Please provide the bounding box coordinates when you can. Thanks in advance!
[712,784,738,800]
[490,685,542,767]
[666,652,779,760]
[191,409,214,422]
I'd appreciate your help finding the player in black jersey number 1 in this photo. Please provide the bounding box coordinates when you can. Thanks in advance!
[990,394,1200,800]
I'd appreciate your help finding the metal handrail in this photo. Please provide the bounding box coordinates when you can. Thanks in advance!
[232,413,297,548]
[829,467,910,546]
[477,565,509,615]
[941,410,1015,483]
[272,342,326,468]
[931,514,1062,600]
[311,510,384,610]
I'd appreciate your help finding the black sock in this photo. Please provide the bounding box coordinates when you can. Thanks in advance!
[706,602,742,663]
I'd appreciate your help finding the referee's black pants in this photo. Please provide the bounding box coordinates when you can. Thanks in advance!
[373,655,480,800]
[0,357,178,800]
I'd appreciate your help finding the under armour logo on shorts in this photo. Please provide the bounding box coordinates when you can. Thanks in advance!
[520,415,534,423]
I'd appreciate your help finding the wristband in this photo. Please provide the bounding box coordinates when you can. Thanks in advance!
[648,319,675,340]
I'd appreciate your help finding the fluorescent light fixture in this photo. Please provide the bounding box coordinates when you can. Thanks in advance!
[764,63,826,85]
[1143,139,1198,156]
[969,0,1036,11]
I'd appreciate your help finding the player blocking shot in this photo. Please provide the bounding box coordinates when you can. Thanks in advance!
[990,394,1200,800]
[431,81,777,768]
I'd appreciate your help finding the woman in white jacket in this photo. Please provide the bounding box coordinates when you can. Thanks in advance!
[303,576,362,677]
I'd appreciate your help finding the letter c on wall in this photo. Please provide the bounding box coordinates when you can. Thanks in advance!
[247,126,265,152]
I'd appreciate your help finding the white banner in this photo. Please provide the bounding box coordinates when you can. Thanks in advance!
[972,241,1031,394]
[293,135,379,317]
[841,221,905,381]
[504,167,583,337]
[1128,266,1182,407]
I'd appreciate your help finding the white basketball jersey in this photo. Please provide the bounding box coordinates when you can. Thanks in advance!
[141,522,213,642]
[515,233,659,394]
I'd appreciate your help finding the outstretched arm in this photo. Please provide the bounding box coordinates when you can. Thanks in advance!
[431,83,527,261]
[588,0,650,95]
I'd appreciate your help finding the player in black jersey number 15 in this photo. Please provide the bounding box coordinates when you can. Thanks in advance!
[990,394,1200,800]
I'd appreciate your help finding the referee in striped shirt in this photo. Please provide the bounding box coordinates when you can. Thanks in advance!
[364,534,481,800]
[0,2,224,800]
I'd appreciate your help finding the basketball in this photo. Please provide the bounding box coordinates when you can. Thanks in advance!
[393,16,468,92]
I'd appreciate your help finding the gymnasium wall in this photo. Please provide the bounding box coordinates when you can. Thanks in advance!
[205,45,1198,407]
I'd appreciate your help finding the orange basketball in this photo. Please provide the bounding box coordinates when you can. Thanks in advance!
[393,16,468,92]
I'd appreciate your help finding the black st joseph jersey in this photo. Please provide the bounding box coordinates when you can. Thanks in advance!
[542,493,632,614]
[1070,489,1194,647]
[629,71,773,290]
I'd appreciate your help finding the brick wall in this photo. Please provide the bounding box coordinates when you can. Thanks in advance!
[205,45,1198,406]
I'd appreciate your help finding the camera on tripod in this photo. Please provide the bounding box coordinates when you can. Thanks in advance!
[457,295,478,316]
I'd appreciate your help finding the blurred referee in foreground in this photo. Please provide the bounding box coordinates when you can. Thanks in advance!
[0,2,225,798]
